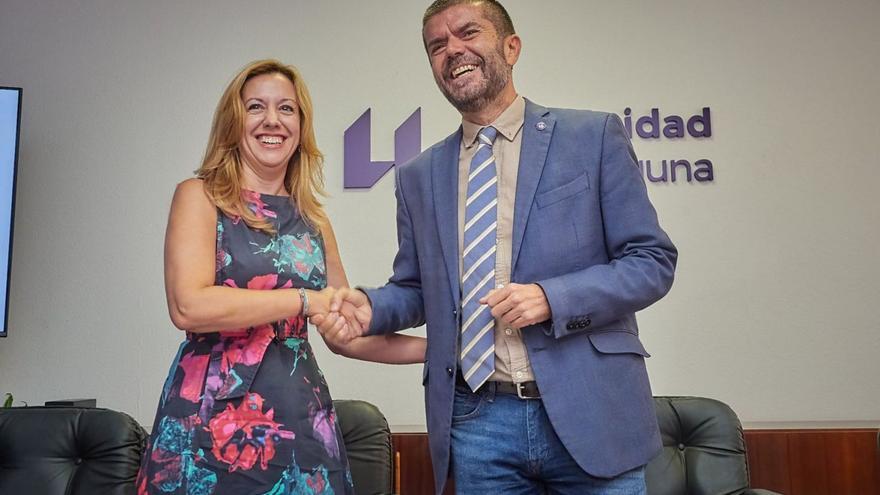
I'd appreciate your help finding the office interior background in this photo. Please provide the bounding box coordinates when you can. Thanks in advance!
[0,0,878,491]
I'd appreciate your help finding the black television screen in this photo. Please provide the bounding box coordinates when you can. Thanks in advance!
[0,87,21,337]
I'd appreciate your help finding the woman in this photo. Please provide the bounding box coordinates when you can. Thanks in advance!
[137,59,424,494]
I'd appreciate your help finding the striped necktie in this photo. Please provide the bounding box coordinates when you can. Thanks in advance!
[460,126,499,391]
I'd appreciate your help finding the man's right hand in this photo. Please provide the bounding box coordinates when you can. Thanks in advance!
[311,287,373,347]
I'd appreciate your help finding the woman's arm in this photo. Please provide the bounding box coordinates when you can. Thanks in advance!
[326,333,426,364]
[164,179,330,333]
[321,220,426,364]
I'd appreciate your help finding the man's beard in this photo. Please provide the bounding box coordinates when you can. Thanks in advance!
[438,45,510,114]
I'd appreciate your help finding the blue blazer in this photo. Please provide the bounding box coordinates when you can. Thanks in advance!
[364,99,677,493]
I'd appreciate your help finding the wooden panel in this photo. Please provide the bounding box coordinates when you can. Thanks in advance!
[829,431,880,495]
[392,433,453,495]
[746,431,791,493]
[394,429,880,494]
[744,429,880,495]
[788,432,831,494]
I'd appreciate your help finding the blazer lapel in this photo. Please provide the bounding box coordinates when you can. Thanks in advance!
[432,129,463,306]
[511,100,554,272]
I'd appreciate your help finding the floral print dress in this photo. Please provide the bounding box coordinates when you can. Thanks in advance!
[137,191,353,495]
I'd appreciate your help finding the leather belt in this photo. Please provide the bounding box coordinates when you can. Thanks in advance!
[493,380,541,400]
[457,372,540,399]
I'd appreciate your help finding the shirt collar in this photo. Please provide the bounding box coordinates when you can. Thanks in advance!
[462,95,525,149]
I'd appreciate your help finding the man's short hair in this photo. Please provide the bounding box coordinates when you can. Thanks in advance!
[423,0,515,38]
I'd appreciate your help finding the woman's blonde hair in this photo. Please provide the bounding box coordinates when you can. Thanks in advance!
[196,59,327,233]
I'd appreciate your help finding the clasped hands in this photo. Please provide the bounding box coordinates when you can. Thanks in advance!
[308,283,551,349]
[309,288,373,351]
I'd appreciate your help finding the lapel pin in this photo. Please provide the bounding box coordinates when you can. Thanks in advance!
[536,121,547,131]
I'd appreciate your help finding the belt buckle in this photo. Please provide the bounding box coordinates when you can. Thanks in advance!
[516,382,539,400]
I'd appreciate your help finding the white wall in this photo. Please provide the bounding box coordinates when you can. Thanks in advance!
[1,0,878,429]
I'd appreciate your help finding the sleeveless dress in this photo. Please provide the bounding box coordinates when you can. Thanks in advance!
[137,190,354,495]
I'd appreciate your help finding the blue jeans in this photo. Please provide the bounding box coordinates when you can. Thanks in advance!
[450,382,646,495]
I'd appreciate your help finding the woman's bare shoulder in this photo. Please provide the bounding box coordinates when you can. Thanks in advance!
[170,178,216,219]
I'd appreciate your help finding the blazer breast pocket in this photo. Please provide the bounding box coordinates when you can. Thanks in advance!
[535,172,590,209]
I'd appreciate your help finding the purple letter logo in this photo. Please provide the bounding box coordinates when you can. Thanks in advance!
[344,108,421,189]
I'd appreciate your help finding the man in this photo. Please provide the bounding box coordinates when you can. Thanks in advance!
[316,1,677,492]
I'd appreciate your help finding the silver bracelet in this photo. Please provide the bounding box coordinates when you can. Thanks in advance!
[298,287,309,316]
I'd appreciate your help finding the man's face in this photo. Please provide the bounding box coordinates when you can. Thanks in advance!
[423,3,515,114]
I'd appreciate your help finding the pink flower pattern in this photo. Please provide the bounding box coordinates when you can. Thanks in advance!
[137,189,352,493]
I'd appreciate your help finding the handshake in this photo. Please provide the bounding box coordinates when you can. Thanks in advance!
[308,287,373,350]
[306,283,552,351]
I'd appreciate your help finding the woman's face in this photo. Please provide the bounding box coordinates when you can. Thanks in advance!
[238,72,301,175]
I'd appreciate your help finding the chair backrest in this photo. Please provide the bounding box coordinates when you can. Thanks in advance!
[646,396,751,495]
[0,406,147,495]
[334,399,393,495]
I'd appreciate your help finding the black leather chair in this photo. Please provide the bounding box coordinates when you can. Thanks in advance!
[647,396,780,495]
[0,401,394,495]
[334,399,394,495]
[0,406,147,495]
